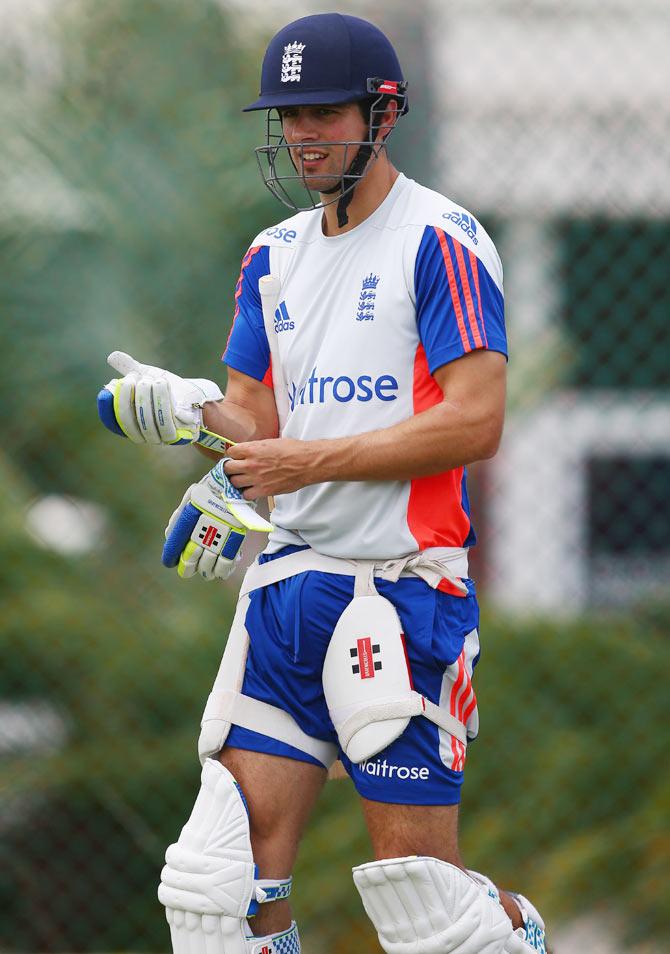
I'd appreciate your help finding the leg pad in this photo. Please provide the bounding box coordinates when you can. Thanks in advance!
[159,759,295,954]
[353,856,517,954]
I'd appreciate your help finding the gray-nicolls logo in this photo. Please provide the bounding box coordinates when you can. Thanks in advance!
[281,42,306,83]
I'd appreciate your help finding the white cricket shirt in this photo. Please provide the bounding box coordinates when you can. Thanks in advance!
[223,173,505,559]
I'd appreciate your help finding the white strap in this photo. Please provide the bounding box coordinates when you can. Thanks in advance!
[253,878,292,904]
[354,561,376,598]
[422,696,469,744]
[377,552,468,594]
[258,275,289,431]
[240,546,469,598]
[240,549,356,596]
[204,688,338,768]
[338,692,468,749]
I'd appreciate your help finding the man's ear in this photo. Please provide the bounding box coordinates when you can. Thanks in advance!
[375,98,400,143]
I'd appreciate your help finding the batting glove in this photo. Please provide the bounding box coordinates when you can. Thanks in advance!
[97,351,224,446]
[162,459,272,581]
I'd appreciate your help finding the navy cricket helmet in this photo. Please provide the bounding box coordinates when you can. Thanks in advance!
[244,13,408,225]
[243,12,408,114]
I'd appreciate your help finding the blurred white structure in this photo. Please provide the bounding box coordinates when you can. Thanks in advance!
[25,494,108,556]
[491,395,670,614]
[433,0,670,218]
[431,0,670,613]
[0,700,68,755]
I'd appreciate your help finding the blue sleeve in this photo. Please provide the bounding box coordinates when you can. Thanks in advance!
[415,226,507,374]
[223,245,272,381]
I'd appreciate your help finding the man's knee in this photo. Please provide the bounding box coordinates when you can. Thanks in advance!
[353,856,525,954]
[218,746,325,864]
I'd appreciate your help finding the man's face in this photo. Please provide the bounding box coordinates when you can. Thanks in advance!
[278,102,368,194]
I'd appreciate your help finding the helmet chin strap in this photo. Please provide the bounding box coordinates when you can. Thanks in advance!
[321,142,375,228]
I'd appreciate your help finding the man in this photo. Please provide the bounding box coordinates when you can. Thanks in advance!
[99,13,549,954]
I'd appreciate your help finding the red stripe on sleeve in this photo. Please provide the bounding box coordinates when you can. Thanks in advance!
[468,249,488,348]
[224,245,263,354]
[453,239,482,348]
[434,227,471,353]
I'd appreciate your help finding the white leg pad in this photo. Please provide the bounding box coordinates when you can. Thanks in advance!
[158,759,294,954]
[164,913,301,954]
[507,894,547,953]
[165,908,247,954]
[467,871,548,953]
[246,921,302,953]
[353,856,518,954]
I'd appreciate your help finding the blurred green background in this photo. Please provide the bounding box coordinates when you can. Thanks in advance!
[1,1,668,952]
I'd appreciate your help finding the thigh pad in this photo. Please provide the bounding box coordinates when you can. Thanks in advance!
[322,593,467,763]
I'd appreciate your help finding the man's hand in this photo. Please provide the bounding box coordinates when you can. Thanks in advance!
[162,459,272,580]
[97,351,224,446]
[224,438,317,498]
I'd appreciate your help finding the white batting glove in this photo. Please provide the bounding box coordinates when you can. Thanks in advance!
[97,351,223,446]
[162,459,272,581]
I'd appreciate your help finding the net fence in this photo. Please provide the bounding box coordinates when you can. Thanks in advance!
[1,1,668,952]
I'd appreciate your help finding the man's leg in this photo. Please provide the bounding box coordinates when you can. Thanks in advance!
[357,798,550,952]
[345,580,549,951]
[219,747,327,937]
[159,745,326,953]
[362,799,522,929]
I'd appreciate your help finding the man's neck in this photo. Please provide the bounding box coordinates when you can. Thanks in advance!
[320,160,400,236]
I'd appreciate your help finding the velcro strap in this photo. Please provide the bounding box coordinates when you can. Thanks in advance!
[254,878,292,904]
[338,692,467,749]
[247,876,292,917]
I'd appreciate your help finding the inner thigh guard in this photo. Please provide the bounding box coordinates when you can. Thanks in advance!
[322,592,413,762]
[322,592,468,764]
[353,856,517,954]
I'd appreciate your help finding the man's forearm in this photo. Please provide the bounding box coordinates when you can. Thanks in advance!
[306,398,502,484]
[223,397,502,499]
[305,352,506,484]
[195,399,276,462]
[203,400,253,443]
[222,352,506,498]
[203,398,278,444]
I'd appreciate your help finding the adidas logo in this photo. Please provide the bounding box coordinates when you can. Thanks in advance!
[442,210,479,245]
[274,300,295,333]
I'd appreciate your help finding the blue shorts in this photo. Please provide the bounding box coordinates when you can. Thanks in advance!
[226,546,481,805]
